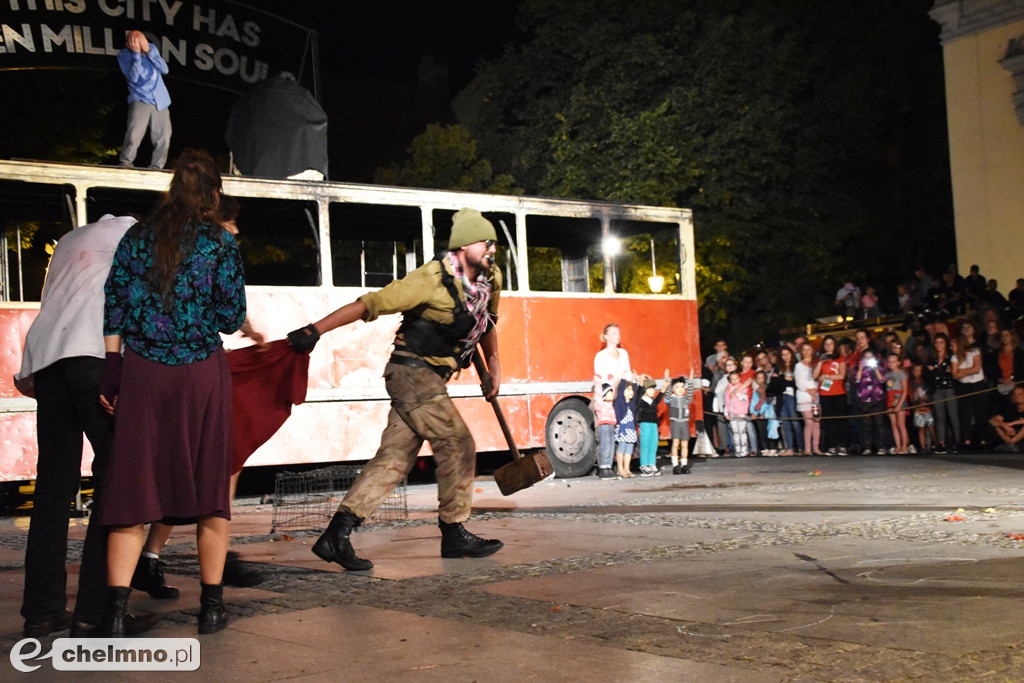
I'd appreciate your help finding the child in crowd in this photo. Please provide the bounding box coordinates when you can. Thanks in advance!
[664,376,695,474]
[909,363,936,453]
[613,378,640,478]
[724,370,751,457]
[750,370,780,455]
[636,378,664,476]
[594,383,619,480]
[885,353,909,454]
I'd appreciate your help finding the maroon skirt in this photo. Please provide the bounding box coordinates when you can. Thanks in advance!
[97,347,232,526]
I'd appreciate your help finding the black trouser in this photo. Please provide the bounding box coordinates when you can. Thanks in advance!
[21,357,113,623]
[819,393,848,451]
[956,381,988,446]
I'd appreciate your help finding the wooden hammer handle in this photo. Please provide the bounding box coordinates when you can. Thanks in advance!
[472,351,522,460]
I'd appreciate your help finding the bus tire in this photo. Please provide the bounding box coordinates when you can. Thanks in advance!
[544,398,597,478]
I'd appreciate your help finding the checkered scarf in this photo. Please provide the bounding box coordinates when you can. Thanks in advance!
[447,251,494,355]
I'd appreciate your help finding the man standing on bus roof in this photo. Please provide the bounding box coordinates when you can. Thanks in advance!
[288,207,504,570]
[117,29,172,169]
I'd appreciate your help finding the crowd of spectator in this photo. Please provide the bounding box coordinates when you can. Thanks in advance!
[834,264,1024,324]
[703,266,1024,457]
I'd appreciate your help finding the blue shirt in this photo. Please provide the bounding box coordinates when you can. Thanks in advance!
[118,43,171,110]
[104,222,246,365]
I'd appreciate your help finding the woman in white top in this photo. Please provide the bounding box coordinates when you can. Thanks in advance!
[594,323,634,399]
[795,342,822,455]
[951,333,987,451]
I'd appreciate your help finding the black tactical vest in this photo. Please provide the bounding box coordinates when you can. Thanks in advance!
[397,253,487,368]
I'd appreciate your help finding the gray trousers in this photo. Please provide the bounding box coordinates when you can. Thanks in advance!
[119,101,171,169]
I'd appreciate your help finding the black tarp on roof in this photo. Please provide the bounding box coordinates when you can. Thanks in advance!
[225,75,328,179]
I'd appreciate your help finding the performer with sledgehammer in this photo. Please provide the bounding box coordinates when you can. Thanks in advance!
[288,208,504,570]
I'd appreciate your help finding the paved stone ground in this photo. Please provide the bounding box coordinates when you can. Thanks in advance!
[3,452,1024,681]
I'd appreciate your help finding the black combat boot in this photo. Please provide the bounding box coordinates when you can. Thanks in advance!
[439,519,504,558]
[131,555,180,599]
[96,586,132,637]
[197,582,228,635]
[312,509,373,570]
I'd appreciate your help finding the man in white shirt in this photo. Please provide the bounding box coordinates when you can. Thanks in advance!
[16,214,155,637]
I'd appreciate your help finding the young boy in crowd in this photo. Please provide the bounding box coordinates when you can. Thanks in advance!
[636,378,664,476]
[664,376,695,474]
[724,370,751,457]
[594,383,620,480]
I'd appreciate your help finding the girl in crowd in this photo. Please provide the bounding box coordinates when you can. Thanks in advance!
[885,353,909,454]
[795,342,822,455]
[909,362,937,453]
[815,335,848,455]
[98,149,246,636]
[775,346,802,455]
[613,378,640,478]
[751,369,780,455]
[724,370,751,457]
[951,333,986,451]
[926,332,960,454]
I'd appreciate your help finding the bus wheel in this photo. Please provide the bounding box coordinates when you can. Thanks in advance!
[544,398,596,478]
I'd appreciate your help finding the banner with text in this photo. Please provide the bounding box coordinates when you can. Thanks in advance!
[0,0,315,93]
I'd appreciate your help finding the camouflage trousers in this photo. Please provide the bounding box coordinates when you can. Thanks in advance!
[340,362,476,523]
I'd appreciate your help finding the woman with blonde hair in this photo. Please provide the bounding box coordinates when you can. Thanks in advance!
[594,323,633,474]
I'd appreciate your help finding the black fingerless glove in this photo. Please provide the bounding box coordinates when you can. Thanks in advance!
[287,324,320,353]
[695,419,706,434]
[99,352,123,405]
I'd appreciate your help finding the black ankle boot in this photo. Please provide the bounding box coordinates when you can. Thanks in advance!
[439,520,504,558]
[312,509,373,570]
[97,586,132,637]
[131,556,180,599]
[198,582,228,635]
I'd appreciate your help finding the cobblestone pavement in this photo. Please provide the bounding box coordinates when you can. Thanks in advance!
[3,453,1024,681]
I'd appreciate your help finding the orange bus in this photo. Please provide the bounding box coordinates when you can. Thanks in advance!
[0,159,700,482]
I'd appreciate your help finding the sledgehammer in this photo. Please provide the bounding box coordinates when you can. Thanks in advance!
[472,351,553,495]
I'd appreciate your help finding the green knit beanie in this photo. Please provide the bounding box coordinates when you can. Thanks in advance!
[448,208,497,250]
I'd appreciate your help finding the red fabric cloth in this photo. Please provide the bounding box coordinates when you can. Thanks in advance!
[227,339,309,473]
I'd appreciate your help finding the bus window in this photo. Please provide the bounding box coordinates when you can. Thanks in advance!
[330,203,423,288]
[608,219,681,295]
[524,214,601,293]
[229,197,320,286]
[88,189,321,286]
[431,209,519,292]
[1,180,76,302]
[86,187,162,224]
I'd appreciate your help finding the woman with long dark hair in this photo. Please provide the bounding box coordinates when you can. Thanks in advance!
[97,149,246,636]
[815,335,848,455]
[775,346,803,455]
[951,333,987,451]
[926,332,959,454]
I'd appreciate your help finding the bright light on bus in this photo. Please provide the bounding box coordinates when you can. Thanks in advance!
[602,235,621,256]
[648,275,664,293]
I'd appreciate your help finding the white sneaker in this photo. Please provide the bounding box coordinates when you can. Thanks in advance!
[908,445,917,454]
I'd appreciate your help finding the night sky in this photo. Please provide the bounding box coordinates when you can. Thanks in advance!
[188,0,521,181]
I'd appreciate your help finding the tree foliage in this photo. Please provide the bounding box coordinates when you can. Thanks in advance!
[374,123,522,195]
[456,0,953,346]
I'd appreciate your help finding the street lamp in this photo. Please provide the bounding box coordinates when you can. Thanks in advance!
[602,235,621,293]
[647,238,664,293]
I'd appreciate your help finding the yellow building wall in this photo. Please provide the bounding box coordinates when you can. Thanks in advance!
[942,18,1024,291]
